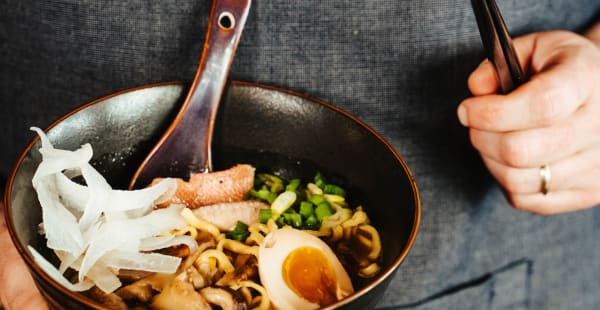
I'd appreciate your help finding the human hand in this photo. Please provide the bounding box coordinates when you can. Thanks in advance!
[0,202,48,309]
[457,30,600,214]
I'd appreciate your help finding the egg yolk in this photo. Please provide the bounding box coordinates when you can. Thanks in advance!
[282,246,339,307]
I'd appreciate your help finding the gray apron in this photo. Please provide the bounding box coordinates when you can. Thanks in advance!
[1,0,599,308]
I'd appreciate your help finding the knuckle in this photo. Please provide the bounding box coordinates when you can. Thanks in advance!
[480,104,503,127]
[498,134,530,167]
[464,97,506,130]
[469,100,505,130]
[527,78,564,126]
[552,124,575,153]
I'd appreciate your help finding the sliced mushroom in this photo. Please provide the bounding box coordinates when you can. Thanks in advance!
[117,269,155,283]
[116,273,176,303]
[200,286,248,310]
[215,254,258,287]
[152,273,211,310]
[117,243,213,305]
[85,286,128,310]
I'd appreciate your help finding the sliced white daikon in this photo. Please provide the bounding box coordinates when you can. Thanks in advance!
[28,246,94,292]
[102,250,182,274]
[139,235,198,253]
[28,128,191,294]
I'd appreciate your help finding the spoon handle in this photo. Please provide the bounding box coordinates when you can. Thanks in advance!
[130,0,251,188]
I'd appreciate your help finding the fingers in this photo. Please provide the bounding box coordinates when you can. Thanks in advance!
[459,67,588,131]
[0,206,48,310]
[469,94,600,168]
[482,157,548,195]
[481,146,600,195]
[480,146,600,214]
[467,59,499,96]
[469,120,577,168]
[459,32,595,132]
[462,30,600,214]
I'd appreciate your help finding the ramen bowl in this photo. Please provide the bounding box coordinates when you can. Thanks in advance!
[4,81,420,309]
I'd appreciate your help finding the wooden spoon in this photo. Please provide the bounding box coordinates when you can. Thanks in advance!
[129,0,251,189]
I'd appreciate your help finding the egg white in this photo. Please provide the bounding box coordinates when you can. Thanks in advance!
[258,227,354,310]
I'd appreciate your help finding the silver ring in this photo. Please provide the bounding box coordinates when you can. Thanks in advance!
[539,164,551,195]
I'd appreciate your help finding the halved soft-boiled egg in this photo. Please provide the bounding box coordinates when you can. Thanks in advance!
[258,227,354,309]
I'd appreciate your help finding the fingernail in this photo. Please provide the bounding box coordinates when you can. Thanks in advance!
[457,105,469,126]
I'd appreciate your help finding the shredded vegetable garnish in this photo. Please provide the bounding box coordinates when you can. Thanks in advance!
[29,127,193,293]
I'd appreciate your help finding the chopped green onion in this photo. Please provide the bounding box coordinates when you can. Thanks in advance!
[307,183,323,195]
[285,178,301,192]
[259,173,284,193]
[304,215,319,230]
[249,170,359,232]
[315,201,333,221]
[299,201,314,218]
[226,221,249,241]
[271,191,297,217]
[309,194,326,206]
[276,215,286,227]
[314,172,327,189]
[283,212,303,228]
[249,188,277,204]
[259,209,273,224]
[258,173,283,184]
[323,184,346,197]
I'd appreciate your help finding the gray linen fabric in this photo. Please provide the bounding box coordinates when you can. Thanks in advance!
[2,0,600,309]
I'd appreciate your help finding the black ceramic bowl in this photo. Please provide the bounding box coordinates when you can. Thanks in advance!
[4,81,420,309]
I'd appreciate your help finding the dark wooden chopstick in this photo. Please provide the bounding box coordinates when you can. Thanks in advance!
[471,0,527,93]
